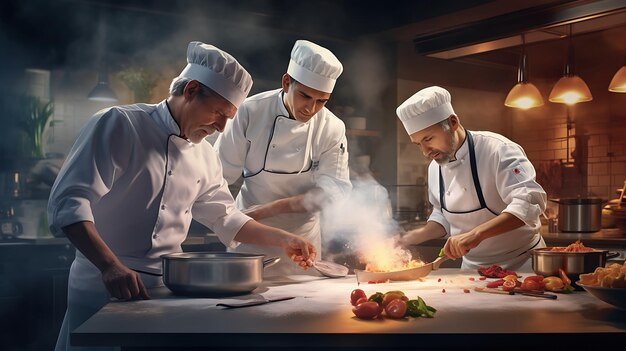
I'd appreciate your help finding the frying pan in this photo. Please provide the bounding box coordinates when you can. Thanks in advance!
[354,256,448,283]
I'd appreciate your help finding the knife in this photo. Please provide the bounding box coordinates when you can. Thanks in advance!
[474,287,558,299]
[216,296,295,309]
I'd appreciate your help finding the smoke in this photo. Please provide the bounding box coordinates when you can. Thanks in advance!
[320,171,416,271]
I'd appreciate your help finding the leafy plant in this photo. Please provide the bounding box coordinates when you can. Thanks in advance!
[17,96,55,158]
[117,67,158,102]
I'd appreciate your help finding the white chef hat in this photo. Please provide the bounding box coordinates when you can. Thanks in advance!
[287,40,343,93]
[396,86,456,135]
[178,41,253,108]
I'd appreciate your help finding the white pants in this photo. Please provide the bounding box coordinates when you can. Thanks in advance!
[55,254,163,351]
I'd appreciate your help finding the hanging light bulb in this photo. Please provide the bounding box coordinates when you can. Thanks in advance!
[608,66,626,92]
[549,24,593,105]
[505,34,544,109]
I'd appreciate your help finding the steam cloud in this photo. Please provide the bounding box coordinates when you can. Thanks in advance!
[320,172,416,271]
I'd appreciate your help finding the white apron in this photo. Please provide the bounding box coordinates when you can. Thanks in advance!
[230,114,324,276]
[440,131,544,271]
[55,252,164,351]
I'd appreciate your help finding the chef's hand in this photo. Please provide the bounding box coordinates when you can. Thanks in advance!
[101,262,151,300]
[443,230,482,259]
[282,236,316,269]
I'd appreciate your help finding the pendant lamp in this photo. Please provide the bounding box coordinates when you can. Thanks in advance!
[549,24,592,105]
[505,34,544,109]
[88,67,118,102]
[88,14,118,102]
[608,66,626,92]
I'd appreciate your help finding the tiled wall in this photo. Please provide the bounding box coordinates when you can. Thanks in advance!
[395,38,626,204]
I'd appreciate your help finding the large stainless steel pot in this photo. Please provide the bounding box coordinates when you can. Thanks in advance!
[549,198,604,232]
[531,248,619,287]
[161,252,279,296]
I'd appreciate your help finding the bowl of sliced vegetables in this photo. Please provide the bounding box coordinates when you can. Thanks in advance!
[576,261,626,310]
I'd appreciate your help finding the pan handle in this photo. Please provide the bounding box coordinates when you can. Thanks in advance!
[263,257,281,268]
[607,252,620,259]
[432,255,449,270]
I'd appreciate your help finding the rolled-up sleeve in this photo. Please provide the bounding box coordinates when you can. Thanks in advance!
[192,157,252,249]
[496,144,547,227]
[47,110,132,237]
[214,104,250,184]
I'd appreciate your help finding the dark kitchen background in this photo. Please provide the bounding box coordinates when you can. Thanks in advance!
[1,1,625,350]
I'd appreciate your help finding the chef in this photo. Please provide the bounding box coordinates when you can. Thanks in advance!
[397,86,546,270]
[214,40,351,276]
[48,41,316,351]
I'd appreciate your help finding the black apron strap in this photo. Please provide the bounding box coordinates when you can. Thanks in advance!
[438,130,488,212]
[467,131,488,210]
[439,167,446,211]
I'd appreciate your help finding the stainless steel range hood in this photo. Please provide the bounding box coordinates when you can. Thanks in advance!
[412,0,626,59]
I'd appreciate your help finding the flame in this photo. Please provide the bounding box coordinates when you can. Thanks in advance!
[358,237,425,272]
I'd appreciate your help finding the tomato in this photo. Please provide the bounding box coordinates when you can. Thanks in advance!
[503,274,518,281]
[384,299,407,319]
[382,292,405,307]
[524,275,545,283]
[355,296,368,305]
[502,280,517,291]
[352,301,381,320]
[486,279,505,288]
[350,289,367,306]
[520,279,543,291]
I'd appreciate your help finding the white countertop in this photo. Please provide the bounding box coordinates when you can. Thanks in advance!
[72,269,625,349]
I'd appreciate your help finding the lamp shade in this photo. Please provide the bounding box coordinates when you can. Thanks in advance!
[88,81,118,102]
[505,82,544,109]
[548,75,593,104]
[608,66,626,93]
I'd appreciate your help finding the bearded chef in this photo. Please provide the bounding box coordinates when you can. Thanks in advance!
[397,86,547,271]
[214,40,351,276]
[48,42,316,351]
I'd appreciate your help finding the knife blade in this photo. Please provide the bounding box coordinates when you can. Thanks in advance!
[216,296,295,309]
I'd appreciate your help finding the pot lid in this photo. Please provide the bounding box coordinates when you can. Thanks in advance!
[549,197,605,204]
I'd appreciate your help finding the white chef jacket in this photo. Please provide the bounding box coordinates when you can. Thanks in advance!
[427,130,546,269]
[47,100,250,274]
[214,89,351,274]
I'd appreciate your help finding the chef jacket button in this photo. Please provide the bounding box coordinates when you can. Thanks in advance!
[272,144,276,148]
[296,147,301,152]
[463,187,467,191]
[197,179,200,184]
[168,170,173,176]
[161,204,165,210]
[446,191,451,196]
[153,234,158,239]
[185,209,190,214]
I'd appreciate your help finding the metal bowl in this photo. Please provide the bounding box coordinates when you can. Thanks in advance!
[576,282,626,310]
[161,252,279,296]
[531,248,619,287]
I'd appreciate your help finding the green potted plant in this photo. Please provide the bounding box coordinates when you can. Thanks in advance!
[17,96,55,158]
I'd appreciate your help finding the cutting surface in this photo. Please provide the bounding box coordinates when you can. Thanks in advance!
[72,269,626,348]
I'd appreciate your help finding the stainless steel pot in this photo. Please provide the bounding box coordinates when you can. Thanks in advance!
[531,248,619,286]
[550,198,604,232]
[161,252,279,296]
